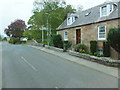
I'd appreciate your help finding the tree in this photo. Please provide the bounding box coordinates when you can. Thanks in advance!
[23,30,47,43]
[28,0,77,34]
[107,27,120,59]
[23,30,32,40]
[4,19,27,39]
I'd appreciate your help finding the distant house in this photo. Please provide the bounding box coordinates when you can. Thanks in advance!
[57,1,120,53]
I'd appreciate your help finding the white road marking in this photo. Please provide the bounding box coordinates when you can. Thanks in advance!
[21,57,38,71]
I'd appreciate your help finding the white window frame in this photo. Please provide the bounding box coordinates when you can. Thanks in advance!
[67,17,76,25]
[98,26,106,40]
[64,31,68,41]
[67,17,72,25]
[100,5,107,17]
[100,4,114,17]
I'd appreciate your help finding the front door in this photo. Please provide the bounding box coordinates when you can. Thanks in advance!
[76,29,81,44]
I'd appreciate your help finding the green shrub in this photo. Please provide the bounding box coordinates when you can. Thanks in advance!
[63,41,72,52]
[103,41,110,57]
[89,52,94,55]
[8,40,15,44]
[2,37,7,41]
[90,40,97,53]
[64,41,71,48]
[74,44,87,52]
[107,27,120,53]
[8,37,19,44]
[94,52,98,56]
[52,34,63,48]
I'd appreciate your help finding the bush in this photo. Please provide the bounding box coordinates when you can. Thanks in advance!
[52,34,63,48]
[8,37,20,44]
[63,41,72,52]
[8,40,15,44]
[94,52,97,56]
[74,44,87,52]
[107,27,120,53]
[90,40,97,53]
[103,41,110,57]
[2,37,7,41]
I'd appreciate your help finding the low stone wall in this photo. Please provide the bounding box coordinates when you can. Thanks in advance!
[68,50,120,67]
[35,43,63,52]
[27,40,38,45]
[48,46,63,52]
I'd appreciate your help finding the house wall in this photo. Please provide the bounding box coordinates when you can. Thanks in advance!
[118,19,120,27]
[57,19,119,51]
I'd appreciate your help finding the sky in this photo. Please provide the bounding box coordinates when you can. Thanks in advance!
[0,0,107,36]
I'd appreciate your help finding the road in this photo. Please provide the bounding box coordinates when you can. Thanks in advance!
[2,42,118,88]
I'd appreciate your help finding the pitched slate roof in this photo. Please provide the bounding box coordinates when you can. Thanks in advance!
[57,1,120,30]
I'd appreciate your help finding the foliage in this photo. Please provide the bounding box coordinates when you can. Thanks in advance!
[4,19,26,38]
[90,40,97,53]
[23,30,32,40]
[64,41,71,48]
[8,37,20,44]
[23,30,47,43]
[63,41,72,51]
[74,44,87,52]
[8,37,27,44]
[28,0,78,34]
[107,27,120,53]
[0,35,2,41]
[2,37,7,41]
[52,34,63,48]
[103,41,110,57]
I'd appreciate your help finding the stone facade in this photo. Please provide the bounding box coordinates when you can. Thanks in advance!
[57,19,120,52]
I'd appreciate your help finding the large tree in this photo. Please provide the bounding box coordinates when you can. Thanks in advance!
[4,19,26,38]
[28,0,77,34]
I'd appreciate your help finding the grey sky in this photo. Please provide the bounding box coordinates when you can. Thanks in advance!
[0,0,107,36]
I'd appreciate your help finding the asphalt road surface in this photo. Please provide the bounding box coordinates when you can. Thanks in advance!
[2,42,118,88]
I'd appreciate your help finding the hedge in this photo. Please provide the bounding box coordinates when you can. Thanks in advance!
[103,41,110,57]
[90,40,97,53]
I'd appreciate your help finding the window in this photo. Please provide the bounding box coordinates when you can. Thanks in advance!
[98,26,106,40]
[97,48,103,55]
[67,16,76,25]
[67,18,70,25]
[64,31,68,40]
[100,4,114,17]
[110,4,113,12]
[101,6,107,16]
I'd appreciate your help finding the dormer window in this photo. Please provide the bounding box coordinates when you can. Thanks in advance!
[110,4,113,12]
[100,4,114,17]
[67,16,76,25]
[101,6,107,16]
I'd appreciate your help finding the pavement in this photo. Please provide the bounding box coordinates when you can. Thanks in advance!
[29,45,118,78]
[2,42,118,88]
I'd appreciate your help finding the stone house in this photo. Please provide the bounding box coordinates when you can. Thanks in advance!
[57,1,120,55]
